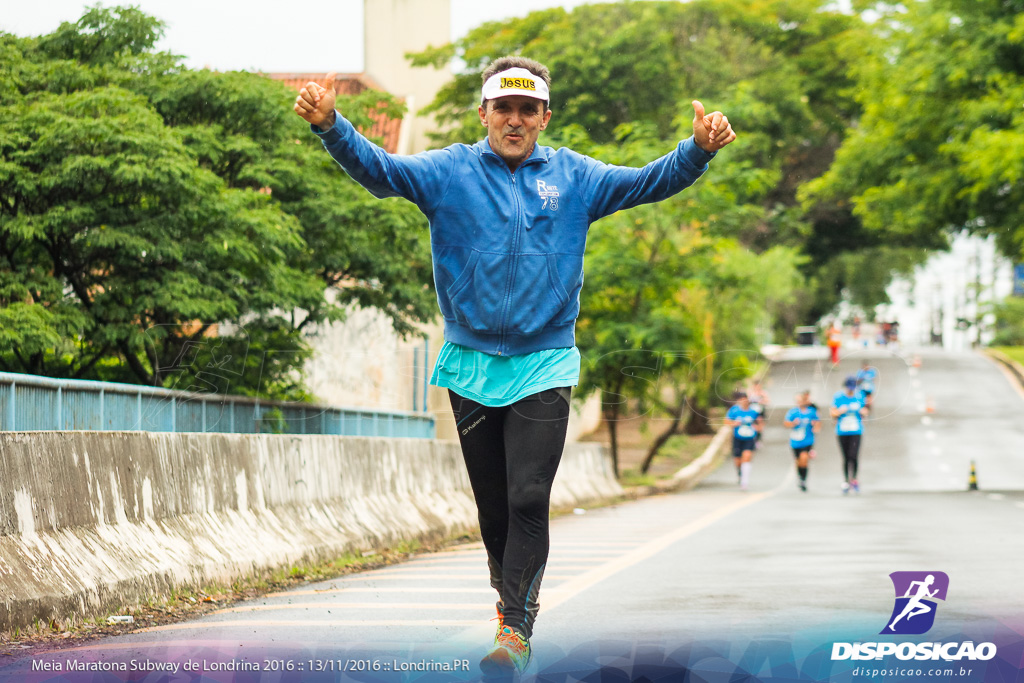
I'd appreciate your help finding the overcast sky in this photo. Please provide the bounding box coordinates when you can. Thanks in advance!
[1,0,600,73]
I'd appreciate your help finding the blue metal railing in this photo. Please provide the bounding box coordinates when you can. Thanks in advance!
[0,372,434,438]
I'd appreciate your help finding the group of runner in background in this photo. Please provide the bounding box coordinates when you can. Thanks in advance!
[725,360,878,494]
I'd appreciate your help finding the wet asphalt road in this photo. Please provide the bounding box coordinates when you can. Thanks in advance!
[5,347,1023,681]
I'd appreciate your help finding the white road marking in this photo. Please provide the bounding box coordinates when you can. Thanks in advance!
[265,586,496,598]
[139,618,481,633]
[550,541,643,547]
[332,573,575,581]
[212,602,489,615]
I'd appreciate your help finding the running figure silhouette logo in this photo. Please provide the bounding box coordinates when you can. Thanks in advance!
[881,571,950,635]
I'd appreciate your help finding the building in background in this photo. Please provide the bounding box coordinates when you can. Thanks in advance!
[363,0,453,155]
[883,234,1013,351]
[266,72,405,152]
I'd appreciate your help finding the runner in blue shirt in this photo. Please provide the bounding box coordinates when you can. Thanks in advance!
[783,390,820,492]
[747,380,770,449]
[831,376,869,494]
[725,393,763,491]
[855,361,878,410]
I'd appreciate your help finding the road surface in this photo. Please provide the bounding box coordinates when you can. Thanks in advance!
[6,347,1024,682]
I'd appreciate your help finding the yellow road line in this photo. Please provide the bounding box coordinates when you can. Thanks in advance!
[448,480,788,646]
[542,488,782,610]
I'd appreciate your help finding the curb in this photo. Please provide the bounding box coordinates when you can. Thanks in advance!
[662,355,775,493]
[982,348,1024,389]
[623,355,775,497]
[656,425,731,494]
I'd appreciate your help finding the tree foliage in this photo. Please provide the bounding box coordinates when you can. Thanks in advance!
[802,0,1024,259]
[990,297,1024,346]
[0,6,434,399]
[411,1,847,467]
[411,0,881,323]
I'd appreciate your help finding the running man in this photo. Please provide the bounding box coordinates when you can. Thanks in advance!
[888,574,939,631]
[855,361,878,409]
[726,393,762,491]
[747,380,770,449]
[783,390,820,491]
[831,376,869,494]
[293,57,735,675]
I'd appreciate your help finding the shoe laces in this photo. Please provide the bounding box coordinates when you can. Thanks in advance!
[496,625,529,657]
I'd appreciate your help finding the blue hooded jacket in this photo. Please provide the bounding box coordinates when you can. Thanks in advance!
[314,114,714,356]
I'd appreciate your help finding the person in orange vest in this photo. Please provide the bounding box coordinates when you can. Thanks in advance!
[826,322,842,365]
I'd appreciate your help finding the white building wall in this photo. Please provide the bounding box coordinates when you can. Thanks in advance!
[363,0,453,154]
[882,234,1014,350]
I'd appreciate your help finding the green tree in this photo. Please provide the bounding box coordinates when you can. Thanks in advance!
[410,1,837,469]
[562,125,802,473]
[574,201,705,474]
[411,0,880,324]
[990,297,1024,346]
[802,0,1024,259]
[0,6,435,399]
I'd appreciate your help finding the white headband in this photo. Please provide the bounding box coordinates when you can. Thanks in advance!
[481,67,549,104]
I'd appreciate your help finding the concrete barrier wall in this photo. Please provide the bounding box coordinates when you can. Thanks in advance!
[0,431,621,631]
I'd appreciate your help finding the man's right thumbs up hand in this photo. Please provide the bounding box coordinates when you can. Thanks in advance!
[294,72,337,131]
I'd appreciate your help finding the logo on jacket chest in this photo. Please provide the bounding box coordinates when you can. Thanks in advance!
[536,179,560,211]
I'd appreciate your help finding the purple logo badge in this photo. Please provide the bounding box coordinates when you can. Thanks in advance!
[881,571,949,635]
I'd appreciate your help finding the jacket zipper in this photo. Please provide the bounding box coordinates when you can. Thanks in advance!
[497,170,521,355]
[483,150,543,356]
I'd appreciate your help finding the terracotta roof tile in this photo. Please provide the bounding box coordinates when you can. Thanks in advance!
[266,72,403,153]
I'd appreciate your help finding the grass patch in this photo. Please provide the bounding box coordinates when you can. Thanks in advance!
[992,346,1024,367]
[619,468,657,488]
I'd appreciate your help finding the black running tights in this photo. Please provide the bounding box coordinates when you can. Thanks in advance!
[448,388,570,639]
[838,434,861,482]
